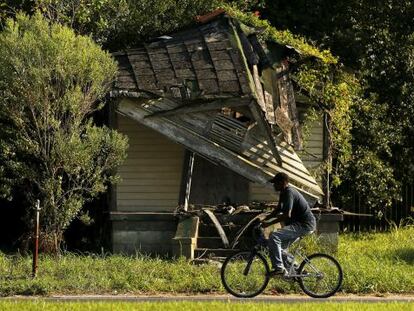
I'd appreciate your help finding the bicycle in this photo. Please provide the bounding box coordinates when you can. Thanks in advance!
[220,222,343,298]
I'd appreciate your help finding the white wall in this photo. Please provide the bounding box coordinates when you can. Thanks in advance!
[115,114,185,211]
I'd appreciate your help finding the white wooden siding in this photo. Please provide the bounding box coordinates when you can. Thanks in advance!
[116,114,184,211]
[249,111,324,203]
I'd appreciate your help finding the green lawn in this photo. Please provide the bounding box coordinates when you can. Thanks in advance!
[0,226,413,296]
[0,301,413,311]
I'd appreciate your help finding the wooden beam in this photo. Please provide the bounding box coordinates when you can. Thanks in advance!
[117,99,273,184]
[117,99,323,198]
[248,101,283,165]
[144,98,250,118]
[203,209,229,248]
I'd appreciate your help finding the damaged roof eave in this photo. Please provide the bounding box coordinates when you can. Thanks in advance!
[111,12,324,201]
[115,98,323,200]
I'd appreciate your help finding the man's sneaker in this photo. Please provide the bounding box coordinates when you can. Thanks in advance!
[268,267,287,278]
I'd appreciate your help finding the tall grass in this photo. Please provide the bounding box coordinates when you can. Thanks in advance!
[0,226,413,296]
[338,225,414,293]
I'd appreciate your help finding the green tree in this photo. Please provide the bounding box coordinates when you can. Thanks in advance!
[263,1,414,210]
[0,12,128,252]
[34,0,222,50]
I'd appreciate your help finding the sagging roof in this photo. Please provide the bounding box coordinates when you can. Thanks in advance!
[111,11,323,199]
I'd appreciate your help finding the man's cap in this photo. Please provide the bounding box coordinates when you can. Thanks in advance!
[269,172,289,184]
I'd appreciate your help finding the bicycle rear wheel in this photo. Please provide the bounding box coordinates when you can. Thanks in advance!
[298,253,343,298]
[221,251,270,298]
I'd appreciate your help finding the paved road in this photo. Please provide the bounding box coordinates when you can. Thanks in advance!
[4,295,414,303]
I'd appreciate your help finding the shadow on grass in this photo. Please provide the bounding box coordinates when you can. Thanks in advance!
[392,247,414,264]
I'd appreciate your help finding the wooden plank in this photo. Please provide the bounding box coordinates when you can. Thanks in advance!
[144,98,249,118]
[252,64,266,111]
[220,80,241,93]
[206,40,231,50]
[248,101,283,165]
[118,180,182,186]
[216,70,238,82]
[166,44,187,54]
[209,50,232,60]
[149,52,170,62]
[171,62,193,70]
[118,193,179,200]
[174,69,196,78]
[195,69,216,79]
[117,99,323,198]
[116,76,136,83]
[115,82,136,90]
[190,49,210,62]
[151,60,172,70]
[213,59,235,70]
[191,60,214,70]
[129,61,152,69]
[283,62,303,150]
[130,67,154,76]
[198,79,219,93]
[203,209,229,248]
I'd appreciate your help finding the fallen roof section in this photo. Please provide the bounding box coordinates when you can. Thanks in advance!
[111,12,323,199]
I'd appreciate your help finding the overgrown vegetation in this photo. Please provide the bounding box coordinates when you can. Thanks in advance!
[0,227,413,296]
[0,13,128,252]
[223,5,362,196]
[263,0,414,212]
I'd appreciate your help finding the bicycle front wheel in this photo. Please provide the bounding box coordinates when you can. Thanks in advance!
[298,253,343,298]
[221,251,270,298]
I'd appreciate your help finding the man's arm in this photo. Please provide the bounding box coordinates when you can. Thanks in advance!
[275,189,294,223]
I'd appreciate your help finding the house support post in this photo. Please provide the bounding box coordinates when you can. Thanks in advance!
[322,112,332,207]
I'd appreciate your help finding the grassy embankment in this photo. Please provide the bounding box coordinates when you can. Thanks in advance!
[0,226,413,296]
[0,302,413,311]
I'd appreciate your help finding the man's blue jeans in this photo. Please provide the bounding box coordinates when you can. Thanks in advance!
[267,223,313,269]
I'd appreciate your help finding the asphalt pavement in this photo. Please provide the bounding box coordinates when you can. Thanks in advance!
[3,294,414,303]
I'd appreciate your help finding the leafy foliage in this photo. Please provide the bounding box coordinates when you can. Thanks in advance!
[0,12,128,251]
[262,1,414,209]
[34,0,223,50]
[1,0,402,213]
[223,6,360,201]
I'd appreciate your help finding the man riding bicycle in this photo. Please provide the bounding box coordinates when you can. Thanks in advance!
[264,172,316,276]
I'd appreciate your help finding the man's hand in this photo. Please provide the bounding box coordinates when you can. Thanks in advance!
[262,210,285,228]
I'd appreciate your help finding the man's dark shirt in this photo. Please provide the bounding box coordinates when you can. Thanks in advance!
[279,186,316,231]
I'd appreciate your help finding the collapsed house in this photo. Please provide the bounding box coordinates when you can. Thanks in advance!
[109,10,340,258]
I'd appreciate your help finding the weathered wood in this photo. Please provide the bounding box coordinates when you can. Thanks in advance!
[128,67,154,76]
[166,44,187,54]
[151,60,172,70]
[282,62,303,150]
[209,50,232,61]
[198,79,219,93]
[173,62,193,70]
[189,155,249,206]
[144,98,250,118]
[115,81,137,90]
[206,40,231,50]
[203,209,229,248]
[117,99,273,184]
[276,63,295,145]
[117,99,323,198]
[252,65,266,112]
[129,60,152,69]
[191,60,214,70]
[249,101,283,165]
[212,59,235,70]
[216,70,238,81]
[220,80,241,93]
